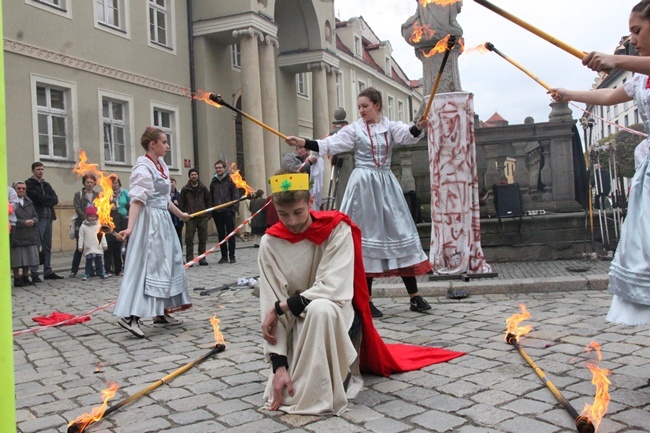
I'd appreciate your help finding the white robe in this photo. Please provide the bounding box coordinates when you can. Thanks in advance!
[258,223,359,415]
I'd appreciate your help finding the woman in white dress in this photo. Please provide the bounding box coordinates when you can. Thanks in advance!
[114,127,192,338]
[285,88,432,318]
[553,0,650,325]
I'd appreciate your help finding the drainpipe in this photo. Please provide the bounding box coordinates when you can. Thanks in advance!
[187,0,199,165]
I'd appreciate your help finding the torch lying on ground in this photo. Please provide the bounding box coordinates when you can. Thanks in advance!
[208,93,288,140]
[189,189,264,218]
[67,316,226,433]
[505,305,596,433]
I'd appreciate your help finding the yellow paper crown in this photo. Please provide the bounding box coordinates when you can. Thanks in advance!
[269,173,310,193]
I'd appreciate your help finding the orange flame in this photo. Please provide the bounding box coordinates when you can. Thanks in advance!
[210,314,225,346]
[410,22,436,44]
[462,42,489,55]
[581,342,611,431]
[229,163,255,194]
[68,382,119,430]
[72,150,115,232]
[421,34,451,58]
[184,88,222,108]
[505,304,533,342]
[419,0,462,5]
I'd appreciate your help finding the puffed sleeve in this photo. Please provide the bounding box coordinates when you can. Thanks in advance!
[624,74,645,98]
[128,163,154,204]
[316,123,359,156]
[389,120,423,145]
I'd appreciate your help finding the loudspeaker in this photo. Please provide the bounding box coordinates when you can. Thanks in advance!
[493,183,523,219]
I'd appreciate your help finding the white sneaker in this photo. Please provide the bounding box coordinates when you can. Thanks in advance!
[118,317,145,338]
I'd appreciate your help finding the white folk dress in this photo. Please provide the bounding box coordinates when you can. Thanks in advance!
[259,223,358,415]
[113,156,191,319]
[316,117,429,275]
[606,74,650,326]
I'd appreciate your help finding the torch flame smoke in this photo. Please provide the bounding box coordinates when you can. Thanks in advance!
[73,150,116,232]
[421,34,451,58]
[505,304,533,342]
[229,163,255,195]
[462,42,489,55]
[184,88,222,108]
[410,23,435,44]
[210,314,225,346]
[581,341,611,431]
[68,382,119,431]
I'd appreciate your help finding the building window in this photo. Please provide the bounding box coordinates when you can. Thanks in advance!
[398,100,405,122]
[387,96,394,120]
[96,0,124,30]
[153,106,177,167]
[336,71,343,108]
[624,115,629,127]
[102,98,129,164]
[232,44,241,69]
[385,57,391,75]
[26,0,71,18]
[149,0,170,48]
[358,79,366,94]
[296,73,309,97]
[614,104,619,116]
[354,36,361,57]
[35,83,72,159]
[635,109,639,123]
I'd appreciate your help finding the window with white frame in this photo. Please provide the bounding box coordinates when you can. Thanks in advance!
[96,0,125,30]
[35,83,72,159]
[354,36,361,57]
[101,97,130,164]
[149,0,170,48]
[153,106,177,167]
[26,0,71,18]
[358,79,366,94]
[296,73,309,97]
[336,71,343,108]
[385,57,391,75]
[398,100,405,122]
[232,44,241,69]
[387,96,394,119]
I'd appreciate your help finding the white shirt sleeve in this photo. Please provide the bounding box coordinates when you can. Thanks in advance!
[316,123,359,156]
[128,163,154,204]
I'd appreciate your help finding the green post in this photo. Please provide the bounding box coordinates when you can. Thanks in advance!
[0,0,18,431]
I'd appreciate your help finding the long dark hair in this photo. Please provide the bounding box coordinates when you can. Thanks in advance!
[358,87,383,111]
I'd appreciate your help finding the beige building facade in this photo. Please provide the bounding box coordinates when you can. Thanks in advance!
[4,0,422,252]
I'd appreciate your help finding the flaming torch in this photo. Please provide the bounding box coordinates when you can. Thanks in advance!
[72,150,115,234]
[66,317,227,433]
[419,35,457,121]
[189,163,263,218]
[473,0,585,60]
[580,342,611,432]
[505,305,595,433]
[67,382,118,433]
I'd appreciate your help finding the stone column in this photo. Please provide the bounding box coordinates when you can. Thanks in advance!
[310,62,330,207]
[233,28,266,191]
[322,67,339,197]
[260,35,281,193]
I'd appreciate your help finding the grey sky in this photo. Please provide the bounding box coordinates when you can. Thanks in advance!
[335,0,632,125]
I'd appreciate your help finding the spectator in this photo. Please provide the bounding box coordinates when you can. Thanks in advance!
[10,181,39,287]
[282,145,324,210]
[169,178,184,245]
[179,168,211,265]
[25,162,64,282]
[69,174,98,278]
[77,206,107,281]
[209,160,240,264]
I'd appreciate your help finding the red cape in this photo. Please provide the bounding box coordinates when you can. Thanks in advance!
[266,210,465,376]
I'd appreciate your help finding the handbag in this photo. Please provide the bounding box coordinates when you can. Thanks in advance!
[68,215,77,240]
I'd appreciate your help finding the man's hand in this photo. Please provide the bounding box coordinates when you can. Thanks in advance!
[269,367,294,411]
[261,307,279,344]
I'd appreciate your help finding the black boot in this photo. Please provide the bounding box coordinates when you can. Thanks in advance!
[13,278,25,287]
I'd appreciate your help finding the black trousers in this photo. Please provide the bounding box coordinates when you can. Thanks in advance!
[212,212,236,259]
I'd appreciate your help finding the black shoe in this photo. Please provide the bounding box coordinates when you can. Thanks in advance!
[199,260,209,266]
[13,278,25,287]
[369,302,383,318]
[229,257,236,264]
[118,317,145,338]
[21,276,33,286]
[409,295,432,312]
[218,258,228,264]
[44,273,64,280]
[31,275,42,283]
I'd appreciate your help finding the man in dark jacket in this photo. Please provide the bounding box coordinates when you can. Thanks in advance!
[179,168,211,265]
[25,162,64,282]
[209,160,240,263]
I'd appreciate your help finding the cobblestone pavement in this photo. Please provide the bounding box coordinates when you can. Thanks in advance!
[12,243,649,433]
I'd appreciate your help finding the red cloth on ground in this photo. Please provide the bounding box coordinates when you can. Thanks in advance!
[32,311,90,326]
[266,210,465,377]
